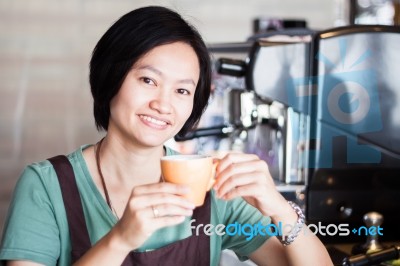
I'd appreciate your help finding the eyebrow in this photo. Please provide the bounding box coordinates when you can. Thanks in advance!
[137,65,196,86]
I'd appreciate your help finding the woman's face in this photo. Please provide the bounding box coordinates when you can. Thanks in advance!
[108,42,200,148]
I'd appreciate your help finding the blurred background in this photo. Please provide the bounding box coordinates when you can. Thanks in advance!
[0,0,336,233]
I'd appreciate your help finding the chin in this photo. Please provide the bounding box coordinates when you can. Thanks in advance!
[131,127,181,147]
[139,134,175,148]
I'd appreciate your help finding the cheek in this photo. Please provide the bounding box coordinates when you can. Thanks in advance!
[183,100,194,120]
[109,96,119,118]
[109,92,138,122]
[113,86,145,110]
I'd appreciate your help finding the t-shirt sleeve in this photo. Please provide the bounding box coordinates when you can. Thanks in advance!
[219,196,272,261]
[0,164,61,265]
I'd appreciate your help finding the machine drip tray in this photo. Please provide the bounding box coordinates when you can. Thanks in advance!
[275,183,306,193]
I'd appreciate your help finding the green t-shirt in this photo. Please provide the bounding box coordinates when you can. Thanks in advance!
[0,145,271,266]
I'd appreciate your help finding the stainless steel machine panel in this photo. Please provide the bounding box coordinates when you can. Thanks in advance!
[307,26,400,244]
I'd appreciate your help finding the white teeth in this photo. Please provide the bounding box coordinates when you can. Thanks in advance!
[140,115,168,126]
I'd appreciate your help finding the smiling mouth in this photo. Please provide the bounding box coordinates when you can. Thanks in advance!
[139,115,169,126]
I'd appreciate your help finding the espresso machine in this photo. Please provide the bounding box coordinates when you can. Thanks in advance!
[175,38,312,211]
[175,25,400,248]
[306,25,400,244]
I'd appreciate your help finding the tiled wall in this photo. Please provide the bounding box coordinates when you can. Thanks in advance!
[0,0,335,239]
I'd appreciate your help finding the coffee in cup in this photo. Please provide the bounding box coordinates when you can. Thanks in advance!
[160,154,216,206]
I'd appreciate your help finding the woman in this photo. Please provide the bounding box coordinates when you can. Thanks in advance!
[0,6,333,266]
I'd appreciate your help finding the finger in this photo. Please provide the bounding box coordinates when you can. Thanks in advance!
[216,172,263,198]
[222,183,266,201]
[131,182,191,197]
[129,193,196,211]
[214,159,267,190]
[216,172,257,198]
[216,153,263,175]
[148,204,193,219]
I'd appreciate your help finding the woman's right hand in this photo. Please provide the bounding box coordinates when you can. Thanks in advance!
[112,182,196,251]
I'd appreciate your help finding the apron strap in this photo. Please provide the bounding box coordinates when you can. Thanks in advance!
[190,192,211,227]
[48,155,91,263]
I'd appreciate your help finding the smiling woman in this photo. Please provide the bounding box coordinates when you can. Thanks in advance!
[0,5,332,266]
[108,42,199,148]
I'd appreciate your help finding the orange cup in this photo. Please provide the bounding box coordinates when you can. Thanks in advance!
[160,155,217,206]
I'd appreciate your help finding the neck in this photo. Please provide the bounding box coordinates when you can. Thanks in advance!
[98,135,164,187]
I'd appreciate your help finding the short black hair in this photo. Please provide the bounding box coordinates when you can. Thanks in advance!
[89,6,211,137]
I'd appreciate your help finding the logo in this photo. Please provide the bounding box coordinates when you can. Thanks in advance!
[189,220,384,240]
[327,81,370,125]
[286,37,382,167]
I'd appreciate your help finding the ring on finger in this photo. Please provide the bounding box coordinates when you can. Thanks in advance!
[152,205,159,218]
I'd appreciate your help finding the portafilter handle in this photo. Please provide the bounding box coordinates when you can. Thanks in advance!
[351,212,385,255]
[216,58,247,77]
[174,125,233,142]
[363,212,383,228]
[364,212,385,252]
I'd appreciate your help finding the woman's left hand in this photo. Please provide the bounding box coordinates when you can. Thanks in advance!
[212,152,286,217]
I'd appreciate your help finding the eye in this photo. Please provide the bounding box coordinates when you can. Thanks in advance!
[140,77,156,86]
[176,88,191,95]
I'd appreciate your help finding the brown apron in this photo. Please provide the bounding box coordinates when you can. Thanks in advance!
[49,155,211,266]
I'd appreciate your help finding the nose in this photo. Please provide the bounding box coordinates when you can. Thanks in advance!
[149,90,172,114]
